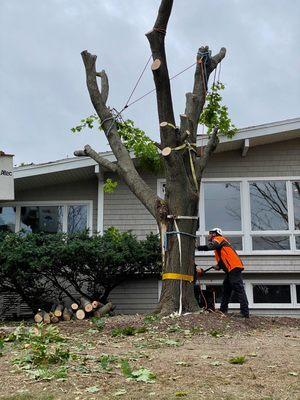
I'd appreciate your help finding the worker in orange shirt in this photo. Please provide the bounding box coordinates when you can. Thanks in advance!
[197,228,249,318]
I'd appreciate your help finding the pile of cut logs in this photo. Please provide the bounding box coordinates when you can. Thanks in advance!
[34,297,114,324]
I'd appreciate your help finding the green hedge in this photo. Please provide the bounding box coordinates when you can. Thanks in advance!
[0,228,161,312]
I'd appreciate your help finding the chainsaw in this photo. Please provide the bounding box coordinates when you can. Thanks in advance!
[196,266,215,278]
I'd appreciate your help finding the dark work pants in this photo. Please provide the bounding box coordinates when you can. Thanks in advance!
[220,269,249,317]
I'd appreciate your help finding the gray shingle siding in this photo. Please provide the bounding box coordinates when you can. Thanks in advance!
[196,256,300,274]
[106,279,159,314]
[203,138,300,178]
[103,172,157,239]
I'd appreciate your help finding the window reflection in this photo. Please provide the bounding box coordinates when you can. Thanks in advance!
[20,206,63,233]
[253,284,291,303]
[205,235,243,251]
[250,181,288,231]
[252,236,290,250]
[0,207,16,232]
[292,181,300,230]
[68,205,88,233]
[204,182,241,231]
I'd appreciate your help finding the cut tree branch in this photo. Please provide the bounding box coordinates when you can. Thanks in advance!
[208,47,226,74]
[183,46,226,141]
[74,145,117,172]
[75,50,160,218]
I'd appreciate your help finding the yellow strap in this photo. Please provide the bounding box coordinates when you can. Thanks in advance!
[162,273,194,282]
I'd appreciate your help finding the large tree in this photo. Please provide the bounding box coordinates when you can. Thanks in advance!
[74,0,227,314]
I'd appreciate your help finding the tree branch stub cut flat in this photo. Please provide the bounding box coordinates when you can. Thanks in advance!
[152,59,161,70]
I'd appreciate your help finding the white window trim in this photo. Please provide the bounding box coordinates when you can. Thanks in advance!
[198,177,300,256]
[158,177,300,255]
[0,200,93,234]
[204,278,300,309]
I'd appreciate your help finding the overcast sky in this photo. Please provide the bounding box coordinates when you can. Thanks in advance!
[0,0,299,165]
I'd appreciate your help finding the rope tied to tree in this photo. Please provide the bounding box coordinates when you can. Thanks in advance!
[162,215,198,315]
[161,140,198,191]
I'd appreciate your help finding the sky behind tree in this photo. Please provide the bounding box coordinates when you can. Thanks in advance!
[0,0,299,165]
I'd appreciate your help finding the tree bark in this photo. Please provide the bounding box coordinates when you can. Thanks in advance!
[76,0,225,314]
[146,0,225,314]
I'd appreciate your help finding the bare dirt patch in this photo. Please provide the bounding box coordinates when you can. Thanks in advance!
[0,313,299,400]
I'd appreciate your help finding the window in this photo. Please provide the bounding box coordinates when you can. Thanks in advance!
[203,280,300,308]
[252,236,290,250]
[1,202,92,234]
[250,181,288,231]
[68,205,88,233]
[0,206,16,232]
[204,182,241,231]
[296,285,300,304]
[21,206,63,233]
[159,177,300,254]
[253,284,291,304]
[292,181,300,230]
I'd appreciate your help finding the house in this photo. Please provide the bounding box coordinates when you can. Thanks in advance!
[0,117,300,317]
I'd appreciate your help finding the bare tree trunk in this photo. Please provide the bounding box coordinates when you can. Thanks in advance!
[146,0,224,314]
[75,0,225,314]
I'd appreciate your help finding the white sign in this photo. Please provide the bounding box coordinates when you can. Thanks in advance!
[0,154,14,200]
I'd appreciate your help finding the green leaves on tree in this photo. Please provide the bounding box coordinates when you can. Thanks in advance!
[71,116,162,173]
[103,178,118,193]
[71,115,99,133]
[199,81,237,138]
[116,119,162,173]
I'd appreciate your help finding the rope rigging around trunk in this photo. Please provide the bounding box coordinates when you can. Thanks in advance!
[162,215,198,315]
[162,141,199,191]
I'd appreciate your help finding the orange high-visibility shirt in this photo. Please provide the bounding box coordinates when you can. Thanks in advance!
[212,235,244,273]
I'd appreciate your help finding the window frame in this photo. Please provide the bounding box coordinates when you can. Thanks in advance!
[203,278,300,309]
[197,177,300,256]
[0,200,93,235]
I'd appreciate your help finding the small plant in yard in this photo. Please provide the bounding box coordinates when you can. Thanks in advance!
[229,355,246,364]
[90,317,105,332]
[5,322,28,343]
[143,314,160,324]
[210,329,223,338]
[98,353,119,371]
[121,359,156,383]
[167,324,183,333]
[112,326,136,337]
[159,338,182,347]
[10,323,70,380]
[111,325,147,337]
